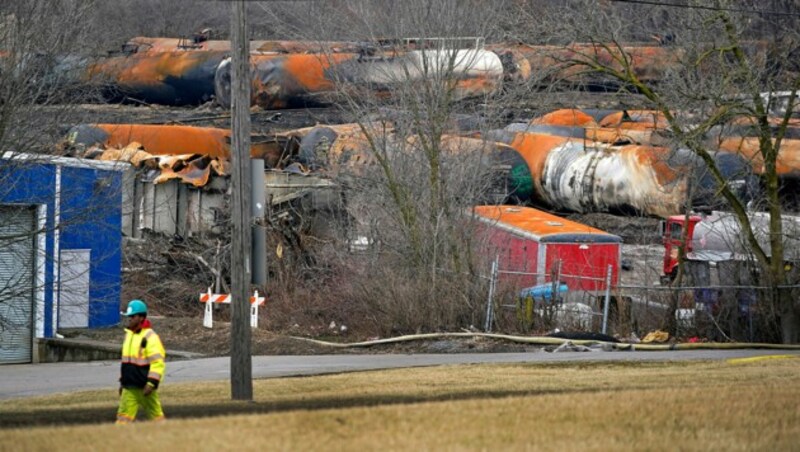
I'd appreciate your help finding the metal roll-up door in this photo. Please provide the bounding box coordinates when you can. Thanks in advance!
[0,205,36,364]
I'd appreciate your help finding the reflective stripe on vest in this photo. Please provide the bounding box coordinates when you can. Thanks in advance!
[121,356,149,366]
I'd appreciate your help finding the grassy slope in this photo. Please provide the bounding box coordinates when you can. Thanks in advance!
[1,359,798,451]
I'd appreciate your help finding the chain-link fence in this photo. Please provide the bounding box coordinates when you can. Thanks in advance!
[484,258,617,336]
[483,258,795,342]
[615,283,794,343]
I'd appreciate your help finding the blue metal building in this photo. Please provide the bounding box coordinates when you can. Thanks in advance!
[0,154,125,363]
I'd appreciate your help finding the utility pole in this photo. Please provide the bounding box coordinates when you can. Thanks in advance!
[229,0,253,401]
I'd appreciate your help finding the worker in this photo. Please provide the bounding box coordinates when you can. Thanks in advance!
[116,299,166,424]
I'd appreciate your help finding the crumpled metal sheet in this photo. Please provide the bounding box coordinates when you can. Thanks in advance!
[89,141,157,167]
[68,124,291,168]
[82,144,229,187]
[75,131,234,187]
[66,123,294,187]
[92,124,229,157]
[153,153,228,187]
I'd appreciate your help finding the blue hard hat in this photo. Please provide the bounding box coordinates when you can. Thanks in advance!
[122,299,147,316]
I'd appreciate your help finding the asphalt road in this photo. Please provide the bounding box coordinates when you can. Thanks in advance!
[2,349,798,400]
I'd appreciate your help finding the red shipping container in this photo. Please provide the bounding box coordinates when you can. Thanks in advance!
[473,206,621,292]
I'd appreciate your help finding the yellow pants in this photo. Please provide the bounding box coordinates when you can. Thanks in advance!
[116,387,165,424]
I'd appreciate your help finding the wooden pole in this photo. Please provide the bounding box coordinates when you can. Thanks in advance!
[229,0,253,401]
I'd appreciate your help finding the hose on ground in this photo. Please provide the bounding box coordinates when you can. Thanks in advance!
[289,332,800,351]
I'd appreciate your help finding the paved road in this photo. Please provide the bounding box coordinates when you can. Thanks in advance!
[2,349,797,399]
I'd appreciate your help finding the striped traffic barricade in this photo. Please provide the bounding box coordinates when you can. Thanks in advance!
[199,289,266,328]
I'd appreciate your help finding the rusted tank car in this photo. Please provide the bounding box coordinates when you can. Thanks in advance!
[527,108,667,130]
[290,123,384,174]
[66,124,289,166]
[501,40,767,87]
[434,135,534,203]
[336,48,503,101]
[507,109,669,145]
[486,130,750,217]
[124,36,236,53]
[710,116,800,177]
[717,136,800,176]
[533,110,800,201]
[214,48,503,109]
[503,43,684,86]
[87,51,227,105]
[125,37,358,54]
[290,123,528,202]
[214,53,357,109]
[485,44,532,84]
[253,41,364,54]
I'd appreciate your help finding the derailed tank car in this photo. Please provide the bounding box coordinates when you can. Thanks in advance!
[87,51,228,105]
[214,48,503,109]
[214,53,356,109]
[485,130,752,217]
[66,124,291,166]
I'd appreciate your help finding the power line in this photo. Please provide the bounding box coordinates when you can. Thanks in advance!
[609,0,800,17]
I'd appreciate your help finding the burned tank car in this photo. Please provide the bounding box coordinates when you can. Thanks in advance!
[89,51,227,106]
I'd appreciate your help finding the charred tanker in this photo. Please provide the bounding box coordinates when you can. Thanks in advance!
[87,51,227,105]
[66,124,291,166]
[214,53,355,109]
[214,48,503,109]
[486,130,752,217]
[291,123,526,204]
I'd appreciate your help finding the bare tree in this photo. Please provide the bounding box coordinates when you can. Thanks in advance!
[79,0,231,52]
[510,0,800,342]
[0,1,101,154]
[0,0,121,352]
[250,0,513,333]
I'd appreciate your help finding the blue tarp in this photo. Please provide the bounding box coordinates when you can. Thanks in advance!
[519,283,569,301]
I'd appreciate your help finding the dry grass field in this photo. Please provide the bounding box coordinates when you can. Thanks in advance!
[1,358,798,451]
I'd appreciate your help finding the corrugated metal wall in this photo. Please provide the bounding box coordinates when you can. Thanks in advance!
[0,205,37,364]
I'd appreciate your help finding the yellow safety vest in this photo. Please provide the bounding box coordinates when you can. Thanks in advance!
[120,327,166,389]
